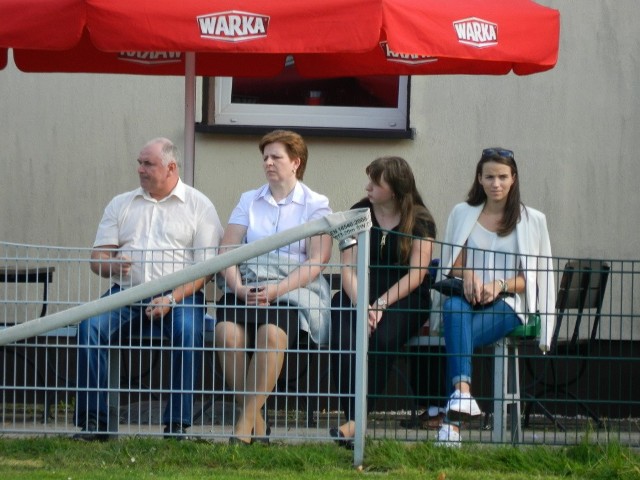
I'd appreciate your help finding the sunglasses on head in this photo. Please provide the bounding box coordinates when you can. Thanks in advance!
[481,148,514,160]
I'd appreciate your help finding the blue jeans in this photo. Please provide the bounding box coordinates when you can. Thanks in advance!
[75,285,204,428]
[442,296,520,389]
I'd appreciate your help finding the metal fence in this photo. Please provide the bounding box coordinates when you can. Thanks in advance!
[1,227,639,459]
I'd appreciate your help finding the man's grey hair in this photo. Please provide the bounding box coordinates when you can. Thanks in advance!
[146,137,181,168]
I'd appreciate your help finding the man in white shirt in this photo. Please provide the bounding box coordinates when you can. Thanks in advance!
[74,138,223,441]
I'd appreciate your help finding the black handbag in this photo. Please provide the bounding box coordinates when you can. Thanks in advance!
[432,276,515,310]
[431,277,464,297]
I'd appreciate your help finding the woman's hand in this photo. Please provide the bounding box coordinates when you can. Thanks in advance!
[466,278,506,306]
[367,304,385,334]
[463,271,483,305]
[479,280,502,305]
[465,274,503,306]
[242,284,280,306]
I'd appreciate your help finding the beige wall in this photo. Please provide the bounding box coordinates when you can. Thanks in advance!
[1,0,638,262]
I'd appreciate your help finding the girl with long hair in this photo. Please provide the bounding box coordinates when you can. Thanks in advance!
[329,156,436,447]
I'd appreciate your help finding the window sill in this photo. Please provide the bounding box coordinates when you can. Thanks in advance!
[195,123,415,140]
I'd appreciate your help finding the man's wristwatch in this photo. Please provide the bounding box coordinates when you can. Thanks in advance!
[497,279,508,293]
[376,298,388,309]
[165,294,177,307]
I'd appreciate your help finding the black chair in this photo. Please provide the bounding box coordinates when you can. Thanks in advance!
[523,259,610,431]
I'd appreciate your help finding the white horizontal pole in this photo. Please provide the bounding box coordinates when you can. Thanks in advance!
[0,209,370,346]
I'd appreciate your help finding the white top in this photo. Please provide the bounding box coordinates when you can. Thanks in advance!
[228,182,331,263]
[435,202,556,351]
[467,222,521,312]
[94,179,224,287]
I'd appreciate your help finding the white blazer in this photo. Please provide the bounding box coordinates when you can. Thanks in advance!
[433,202,556,351]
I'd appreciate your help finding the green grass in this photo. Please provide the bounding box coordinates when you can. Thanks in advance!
[0,436,638,480]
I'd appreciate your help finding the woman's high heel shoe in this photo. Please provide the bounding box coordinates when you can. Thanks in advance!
[228,436,251,446]
[251,426,271,445]
[329,427,354,450]
[229,425,271,446]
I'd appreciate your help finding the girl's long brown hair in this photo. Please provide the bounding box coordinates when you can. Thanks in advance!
[365,156,436,263]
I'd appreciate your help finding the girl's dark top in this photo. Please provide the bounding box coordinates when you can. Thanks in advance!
[350,199,436,303]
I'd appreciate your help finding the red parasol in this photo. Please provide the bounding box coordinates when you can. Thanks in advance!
[5,0,559,77]
[0,0,560,180]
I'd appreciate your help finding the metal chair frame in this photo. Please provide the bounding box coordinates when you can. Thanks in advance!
[523,259,610,431]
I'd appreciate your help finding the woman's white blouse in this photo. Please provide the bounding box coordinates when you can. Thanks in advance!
[466,222,521,312]
[228,182,331,263]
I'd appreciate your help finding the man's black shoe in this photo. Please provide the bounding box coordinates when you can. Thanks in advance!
[73,420,109,442]
[164,423,189,440]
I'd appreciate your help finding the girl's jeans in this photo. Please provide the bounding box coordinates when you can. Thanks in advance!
[442,296,520,389]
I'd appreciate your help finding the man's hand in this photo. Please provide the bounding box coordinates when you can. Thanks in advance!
[146,295,172,319]
[114,254,132,278]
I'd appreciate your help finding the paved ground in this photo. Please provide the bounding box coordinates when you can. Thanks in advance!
[2,401,639,448]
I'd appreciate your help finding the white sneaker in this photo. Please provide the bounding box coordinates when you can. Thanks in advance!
[445,390,482,419]
[435,424,461,448]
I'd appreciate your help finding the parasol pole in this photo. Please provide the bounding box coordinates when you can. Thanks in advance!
[183,51,196,186]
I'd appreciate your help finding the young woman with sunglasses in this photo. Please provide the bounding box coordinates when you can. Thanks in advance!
[435,148,555,446]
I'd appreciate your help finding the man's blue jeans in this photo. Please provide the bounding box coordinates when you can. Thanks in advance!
[75,285,204,428]
[442,296,520,389]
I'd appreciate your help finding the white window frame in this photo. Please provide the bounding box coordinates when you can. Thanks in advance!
[212,76,410,131]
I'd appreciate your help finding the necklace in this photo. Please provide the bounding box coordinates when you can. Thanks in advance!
[373,206,397,256]
[380,231,387,255]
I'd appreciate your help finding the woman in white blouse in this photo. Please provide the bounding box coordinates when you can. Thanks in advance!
[436,148,555,446]
[215,130,332,445]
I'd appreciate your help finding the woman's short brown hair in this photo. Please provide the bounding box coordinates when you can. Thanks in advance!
[259,130,308,180]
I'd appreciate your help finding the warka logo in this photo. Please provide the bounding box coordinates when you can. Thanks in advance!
[453,17,498,48]
[118,52,183,65]
[380,42,437,65]
[197,10,269,42]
